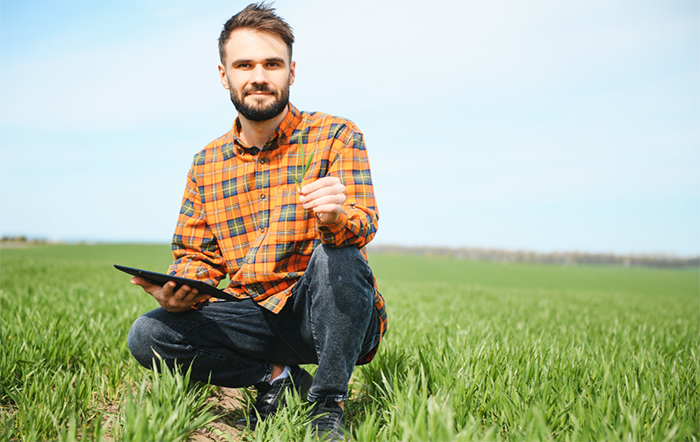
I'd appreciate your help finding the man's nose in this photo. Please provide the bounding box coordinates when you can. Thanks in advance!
[250,64,269,84]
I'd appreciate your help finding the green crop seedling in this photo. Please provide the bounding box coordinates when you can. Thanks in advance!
[292,141,314,189]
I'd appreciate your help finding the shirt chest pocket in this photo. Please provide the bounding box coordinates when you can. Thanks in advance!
[270,188,317,243]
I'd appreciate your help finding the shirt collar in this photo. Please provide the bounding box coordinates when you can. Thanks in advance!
[231,103,302,155]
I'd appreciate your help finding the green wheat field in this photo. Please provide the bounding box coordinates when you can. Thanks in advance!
[0,243,698,441]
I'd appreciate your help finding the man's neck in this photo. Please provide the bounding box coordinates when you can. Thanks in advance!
[238,108,288,149]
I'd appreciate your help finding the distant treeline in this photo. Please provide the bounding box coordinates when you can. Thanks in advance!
[1,236,44,243]
[368,244,700,269]
[3,236,697,269]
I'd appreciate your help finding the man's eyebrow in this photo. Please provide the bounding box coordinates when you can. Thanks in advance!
[231,57,286,66]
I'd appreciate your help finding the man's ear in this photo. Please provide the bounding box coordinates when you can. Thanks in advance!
[218,64,230,90]
[289,61,296,86]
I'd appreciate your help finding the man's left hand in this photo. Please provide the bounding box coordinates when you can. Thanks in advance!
[299,176,346,224]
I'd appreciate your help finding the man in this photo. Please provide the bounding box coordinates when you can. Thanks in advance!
[126,3,387,440]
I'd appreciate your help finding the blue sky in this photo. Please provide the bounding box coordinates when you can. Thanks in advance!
[1,0,698,256]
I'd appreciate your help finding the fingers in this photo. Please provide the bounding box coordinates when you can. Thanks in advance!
[131,277,209,313]
[299,177,346,210]
[300,176,344,197]
[299,193,346,211]
[299,176,346,224]
[130,276,157,291]
[159,282,208,312]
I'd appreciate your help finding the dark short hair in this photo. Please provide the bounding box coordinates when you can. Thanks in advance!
[218,2,294,64]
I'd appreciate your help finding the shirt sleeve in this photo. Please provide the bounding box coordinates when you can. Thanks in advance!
[316,128,379,248]
[168,165,227,287]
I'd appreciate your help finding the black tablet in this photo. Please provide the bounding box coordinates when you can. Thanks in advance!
[114,265,236,301]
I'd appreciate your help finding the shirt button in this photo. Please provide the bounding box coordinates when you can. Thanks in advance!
[259,227,265,234]
[260,194,267,200]
[259,158,267,164]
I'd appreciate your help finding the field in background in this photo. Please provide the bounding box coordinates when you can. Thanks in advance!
[0,244,698,441]
[367,244,699,268]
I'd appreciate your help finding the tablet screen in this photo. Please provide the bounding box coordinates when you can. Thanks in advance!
[114,265,236,301]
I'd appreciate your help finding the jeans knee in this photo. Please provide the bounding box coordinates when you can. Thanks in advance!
[318,244,362,260]
[127,315,158,368]
[312,245,367,277]
[309,245,375,308]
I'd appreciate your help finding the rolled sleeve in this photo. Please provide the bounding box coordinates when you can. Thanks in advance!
[316,129,379,248]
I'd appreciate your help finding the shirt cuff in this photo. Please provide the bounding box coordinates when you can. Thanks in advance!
[317,210,348,244]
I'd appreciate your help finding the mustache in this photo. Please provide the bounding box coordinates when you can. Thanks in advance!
[244,84,276,96]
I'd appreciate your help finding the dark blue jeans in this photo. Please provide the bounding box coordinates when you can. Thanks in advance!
[127,245,381,403]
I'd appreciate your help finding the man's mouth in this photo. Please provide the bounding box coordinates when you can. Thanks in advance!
[245,86,274,97]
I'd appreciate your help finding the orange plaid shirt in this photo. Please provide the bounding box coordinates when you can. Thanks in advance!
[168,104,387,361]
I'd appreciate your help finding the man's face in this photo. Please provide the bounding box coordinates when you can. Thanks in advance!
[218,28,295,122]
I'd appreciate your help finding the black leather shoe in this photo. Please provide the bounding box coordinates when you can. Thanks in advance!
[239,365,313,429]
[310,396,346,441]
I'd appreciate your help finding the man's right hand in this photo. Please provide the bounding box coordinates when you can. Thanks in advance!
[131,277,212,313]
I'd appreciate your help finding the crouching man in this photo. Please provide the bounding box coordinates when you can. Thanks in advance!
[126,3,387,440]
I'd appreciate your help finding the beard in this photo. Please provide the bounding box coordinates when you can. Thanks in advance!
[229,80,290,122]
